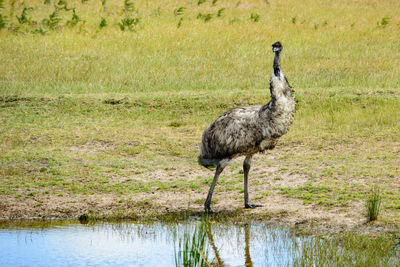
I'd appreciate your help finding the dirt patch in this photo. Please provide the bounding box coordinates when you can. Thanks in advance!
[1,145,399,234]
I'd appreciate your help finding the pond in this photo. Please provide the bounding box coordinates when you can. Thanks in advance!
[0,218,398,266]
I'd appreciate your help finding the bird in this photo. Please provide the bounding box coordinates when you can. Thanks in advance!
[198,41,296,213]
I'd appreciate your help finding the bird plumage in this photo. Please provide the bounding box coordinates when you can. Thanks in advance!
[199,41,296,212]
[199,72,295,167]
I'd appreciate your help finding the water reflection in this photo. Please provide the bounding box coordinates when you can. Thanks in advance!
[0,219,296,266]
[244,224,253,267]
[205,223,254,266]
[0,219,397,266]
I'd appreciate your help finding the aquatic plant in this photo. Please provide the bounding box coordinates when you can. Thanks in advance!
[293,233,398,266]
[174,217,210,267]
[366,185,382,222]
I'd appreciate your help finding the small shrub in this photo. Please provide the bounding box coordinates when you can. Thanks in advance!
[0,14,6,30]
[197,13,212,23]
[177,17,183,28]
[216,8,225,17]
[118,17,139,31]
[250,13,259,22]
[173,6,185,16]
[42,8,61,30]
[66,9,81,27]
[169,121,184,127]
[377,17,390,27]
[123,0,135,13]
[99,17,107,28]
[16,7,33,24]
[366,185,382,222]
[197,0,206,6]
[32,26,46,34]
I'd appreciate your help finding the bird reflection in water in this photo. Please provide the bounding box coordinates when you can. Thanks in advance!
[206,223,254,267]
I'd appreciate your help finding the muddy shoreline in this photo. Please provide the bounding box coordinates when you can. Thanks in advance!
[1,195,399,236]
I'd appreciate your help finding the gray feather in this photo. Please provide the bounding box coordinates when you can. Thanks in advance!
[198,70,295,167]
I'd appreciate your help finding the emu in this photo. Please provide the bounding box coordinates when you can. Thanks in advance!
[198,42,296,213]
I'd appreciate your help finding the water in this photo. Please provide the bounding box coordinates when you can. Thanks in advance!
[1,219,398,266]
[0,219,305,267]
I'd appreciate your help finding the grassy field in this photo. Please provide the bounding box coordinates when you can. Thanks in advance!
[0,0,399,227]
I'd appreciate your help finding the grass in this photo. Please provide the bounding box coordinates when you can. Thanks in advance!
[174,216,211,267]
[293,232,400,266]
[0,0,399,224]
[366,185,382,222]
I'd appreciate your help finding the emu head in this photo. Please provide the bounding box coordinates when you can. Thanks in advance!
[272,42,282,53]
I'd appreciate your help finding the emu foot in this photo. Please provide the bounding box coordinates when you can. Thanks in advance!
[204,205,216,214]
[245,203,263,209]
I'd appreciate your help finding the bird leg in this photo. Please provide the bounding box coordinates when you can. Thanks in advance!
[244,155,263,209]
[204,162,226,213]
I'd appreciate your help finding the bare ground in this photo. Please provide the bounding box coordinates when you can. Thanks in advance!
[1,145,399,234]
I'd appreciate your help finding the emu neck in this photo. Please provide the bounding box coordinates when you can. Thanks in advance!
[273,51,281,77]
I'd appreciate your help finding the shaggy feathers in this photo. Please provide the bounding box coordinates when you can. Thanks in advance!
[199,41,295,212]
[198,71,295,168]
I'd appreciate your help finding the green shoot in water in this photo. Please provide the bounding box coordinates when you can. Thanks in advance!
[174,216,211,267]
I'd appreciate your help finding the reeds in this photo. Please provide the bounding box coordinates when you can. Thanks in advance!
[366,185,382,222]
[174,216,211,267]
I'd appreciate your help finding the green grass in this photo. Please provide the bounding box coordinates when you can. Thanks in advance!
[0,0,400,223]
[174,216,211,267]
[293,233,399,266]
[366,185,382,222]
[0,0,400,95]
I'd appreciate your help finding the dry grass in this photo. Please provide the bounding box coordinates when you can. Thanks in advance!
[0,0,399,226]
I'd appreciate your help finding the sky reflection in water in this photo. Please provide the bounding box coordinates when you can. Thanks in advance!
[0,220,304,266]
